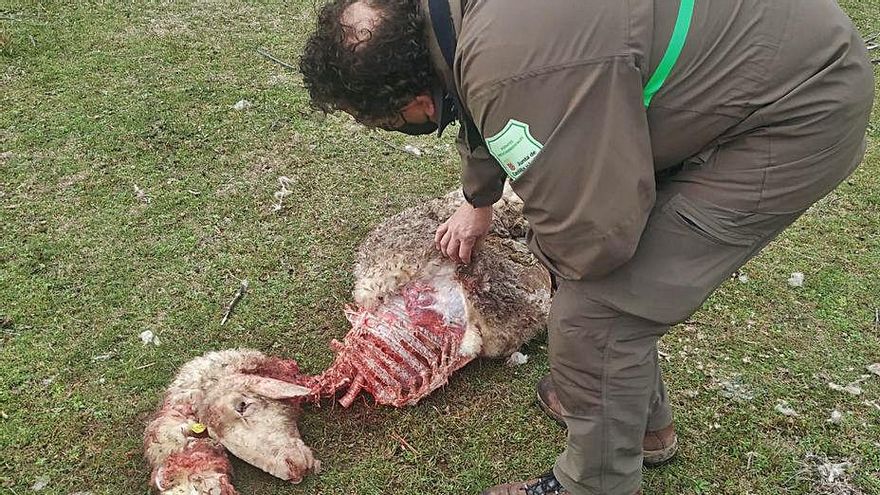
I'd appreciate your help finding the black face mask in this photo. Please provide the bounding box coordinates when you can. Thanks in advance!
[381,109,439,136]
[395,120,439,135]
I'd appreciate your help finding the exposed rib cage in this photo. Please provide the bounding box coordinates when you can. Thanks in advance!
[314,282,474,407]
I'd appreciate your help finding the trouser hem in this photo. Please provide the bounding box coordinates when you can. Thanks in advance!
[646,407,673,432]
[553,462,640,495]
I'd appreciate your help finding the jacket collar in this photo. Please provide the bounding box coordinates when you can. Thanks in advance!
[432,86,457,137]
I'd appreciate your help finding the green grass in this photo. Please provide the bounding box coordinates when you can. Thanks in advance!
[1,1,879,494]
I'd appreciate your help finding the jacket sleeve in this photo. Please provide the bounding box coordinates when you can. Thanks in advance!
[457,126,507,207]
[463,55,656,280]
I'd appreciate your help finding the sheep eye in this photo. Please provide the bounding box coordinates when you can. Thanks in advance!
[235,401,250,414]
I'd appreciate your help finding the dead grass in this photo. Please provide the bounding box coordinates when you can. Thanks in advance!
[0,30,10,56]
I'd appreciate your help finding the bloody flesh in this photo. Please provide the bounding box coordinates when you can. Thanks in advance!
[314,276,474,407]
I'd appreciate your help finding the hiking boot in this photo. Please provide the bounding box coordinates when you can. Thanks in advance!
[535,374,567,428]
[642,423,678,467]
[480,472,569,495]
[536,374,679,467]
[481,471,642,495]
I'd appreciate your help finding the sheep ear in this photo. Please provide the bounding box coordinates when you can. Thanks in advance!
[243,376,312,399]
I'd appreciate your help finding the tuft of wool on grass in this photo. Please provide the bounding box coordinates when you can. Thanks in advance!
[803,454,861,495]
[133,184,150,204]
[828,375,870,396]
[139,330,161,346]
[717,376,756,402]
[403,144,423,157]
[272,176,295,212]
[827,410,843,424]
[31,475,50,491]
[775,402,799,417]
[818,461,852,483]
[506,352,529,367]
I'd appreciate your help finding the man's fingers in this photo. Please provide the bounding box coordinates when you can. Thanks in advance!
[434,223,449,250]
[446,238,462,263]
[439,229,452,256]
[459,237,474,264]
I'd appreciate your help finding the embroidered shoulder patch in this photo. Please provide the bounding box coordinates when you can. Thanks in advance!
[485,119,543,181]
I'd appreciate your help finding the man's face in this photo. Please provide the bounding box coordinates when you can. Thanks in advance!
[352,94,437,134]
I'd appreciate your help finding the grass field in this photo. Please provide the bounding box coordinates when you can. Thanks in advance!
[1,1,879,494]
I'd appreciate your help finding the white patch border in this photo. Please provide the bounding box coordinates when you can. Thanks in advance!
[485,118,544,181]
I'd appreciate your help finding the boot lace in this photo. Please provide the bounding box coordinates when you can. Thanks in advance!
[524,472,567,495]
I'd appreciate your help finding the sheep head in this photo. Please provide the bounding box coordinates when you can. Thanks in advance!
[198,373,320,483]
[145,350,321,494]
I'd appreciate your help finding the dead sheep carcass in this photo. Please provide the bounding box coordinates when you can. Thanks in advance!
[314,187,551,407]
[143,349,320,494]
[143,188,550,491]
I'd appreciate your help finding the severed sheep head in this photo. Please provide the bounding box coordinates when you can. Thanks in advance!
[145,349,320,494]
[198,374,319,482]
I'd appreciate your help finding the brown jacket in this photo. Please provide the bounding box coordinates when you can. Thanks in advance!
[422,0,874,280]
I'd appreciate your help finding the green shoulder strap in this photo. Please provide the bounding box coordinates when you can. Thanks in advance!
[642,0,695,108]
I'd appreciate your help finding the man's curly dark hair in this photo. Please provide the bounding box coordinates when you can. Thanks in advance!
[299,0,435,121]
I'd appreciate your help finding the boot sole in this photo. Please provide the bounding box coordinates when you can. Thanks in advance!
[535,390,679,468]
[643,436,678,467]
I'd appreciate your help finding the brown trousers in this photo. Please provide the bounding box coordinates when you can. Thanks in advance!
[549,82,872,495]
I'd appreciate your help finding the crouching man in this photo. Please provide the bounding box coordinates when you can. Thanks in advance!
[299,0,875,493]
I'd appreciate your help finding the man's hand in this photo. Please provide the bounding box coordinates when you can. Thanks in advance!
[434,203,493,264]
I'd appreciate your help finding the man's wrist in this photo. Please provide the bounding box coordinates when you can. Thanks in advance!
[463,192,500,208]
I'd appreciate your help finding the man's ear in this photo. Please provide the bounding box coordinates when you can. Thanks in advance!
[404,94,436,120]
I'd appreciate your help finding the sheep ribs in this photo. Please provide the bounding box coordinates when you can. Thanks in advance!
[314,281,473,407]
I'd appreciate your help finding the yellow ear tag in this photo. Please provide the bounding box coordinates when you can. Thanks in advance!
[190,422,207,434]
